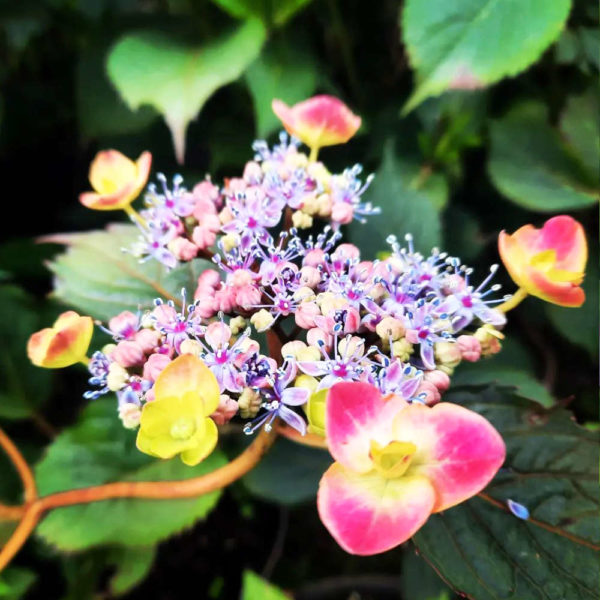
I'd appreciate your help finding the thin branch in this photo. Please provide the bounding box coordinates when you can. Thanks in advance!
[276,424,328,449]
[0,428,37,503]
[0,428,276,572]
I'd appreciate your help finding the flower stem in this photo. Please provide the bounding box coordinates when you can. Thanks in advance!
[497,287,528,313]
[309,146,320,162]
[123,204,148,229]
[0,428,37,503]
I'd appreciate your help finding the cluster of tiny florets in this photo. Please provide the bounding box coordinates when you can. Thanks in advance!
[88,134,507,434]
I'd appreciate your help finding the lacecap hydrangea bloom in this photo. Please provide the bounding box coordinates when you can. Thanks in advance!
[29,95,587,555]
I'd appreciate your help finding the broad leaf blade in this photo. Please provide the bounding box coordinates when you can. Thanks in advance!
[402,0,571,112]
[106,20,266,162]
[44,224,212,321]
[347,143,445,259]
[35,398,227,550]
[488,102,598,211]
[414,385,599,600]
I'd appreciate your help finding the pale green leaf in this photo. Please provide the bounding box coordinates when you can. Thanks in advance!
[488,102,598,211]
[401,0,571,112]
[347,142,445,259]
[414,385,600,600]
[35,398,227,550]
[241,570,289,600]
[106,20,266,163]
[44,224,212,321]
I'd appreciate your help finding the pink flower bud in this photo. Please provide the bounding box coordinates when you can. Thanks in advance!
[168,236,198,261]
[343,307,361,333]
[134,329,162,354]
[331,243,360,262]
[423,369,451,392]
[331,202,354,225]
[303,248,326,268]
[441,274,467,295]
[192,197,218,221]
[226,178,247,195]
[108,311,138,339]
[457,335,482,362]
[211,395,239,426]
[205,322,232,349]
[214,285,237,313]
[193,180,221,206]
[112,340,145,368]
[194,295,218,318]
[307,327,332,351]
[243,161,263,184]
[219,206,234,225]
[197,269,221,292]
[299,266,321,288]
[416,381,441,406]
[295,302,320,329]
[236,284,261,310]
[143,353,171,382]
[152,304,177,326]
[229,269,254,288]
[192,225,217,250]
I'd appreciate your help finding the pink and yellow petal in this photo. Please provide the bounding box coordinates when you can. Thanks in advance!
[272,96,361,150]
[27,311,93,368]
[527,268,585,307]
[79,183,137,211]
[154,355,220,415]
[89,150,138,194]
[538,215,587,271]
[317,462,435,555]
[180,418,218,466]
[393,403,505,512]
[326,382,408,473]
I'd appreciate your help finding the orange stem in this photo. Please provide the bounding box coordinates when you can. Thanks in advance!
[277,424,329,449]
[0,428,276,572]
[0,428,37,503]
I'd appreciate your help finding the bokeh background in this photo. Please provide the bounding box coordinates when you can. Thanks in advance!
[0,0,597,598]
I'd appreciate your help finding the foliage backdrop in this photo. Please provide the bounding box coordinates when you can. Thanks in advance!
[0,0,597,598]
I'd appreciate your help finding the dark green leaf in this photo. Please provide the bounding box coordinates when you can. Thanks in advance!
[488,102,598,211]
[106,20,266,162]
[401,0,571,112]
[347,143,445,259]
[77,43,158,139]
[44,224,212,321]
[211,0,313,27]
[107,546,156,595]
[414,385,600,600]
[546,253,598,359]
[0,285,53,419]
[0,567,36,600]
[242,437,331,505]
[245,38,319,137]
[35,398,227,550]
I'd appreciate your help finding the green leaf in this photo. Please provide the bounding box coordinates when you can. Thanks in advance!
[347,143,445,259]
[35,398,227,550]
[44,224,212,321]
[488,102,598,211]
[0,285,53,419]
[559,89,600,180]
[242,437,331,505]
[107,546,156,595]
[546,252,598,359]
[211,0,313,27]
[401,548,453,600]
[77,43,158,139]
[401,0,571,112]
[245,38,319,137]
[0,567,36,600]
[454,365,554,408]
[241,570,289,600]
[414,385,600,600]
[106,19,266,163]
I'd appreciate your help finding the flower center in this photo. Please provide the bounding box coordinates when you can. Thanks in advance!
[170,417,196,440]
[370,440,417,479]
[332,362,348,378]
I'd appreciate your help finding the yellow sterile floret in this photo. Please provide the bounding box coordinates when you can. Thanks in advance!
[136,355,220,466]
